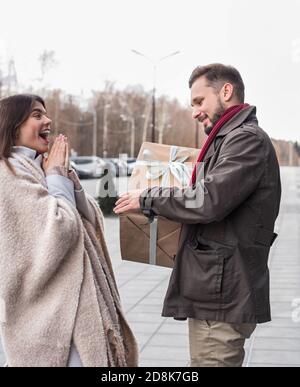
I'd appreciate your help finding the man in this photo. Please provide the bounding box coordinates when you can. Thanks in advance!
[114,64,281,367]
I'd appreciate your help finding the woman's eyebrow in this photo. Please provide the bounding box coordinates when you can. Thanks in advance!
[31,108,47,115]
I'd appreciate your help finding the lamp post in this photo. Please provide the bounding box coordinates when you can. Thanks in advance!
[92,104,97,156]
[103,102,110,158]
[131,49,180,143]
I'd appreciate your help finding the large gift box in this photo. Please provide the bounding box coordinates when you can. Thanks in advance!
[120,142,199,268]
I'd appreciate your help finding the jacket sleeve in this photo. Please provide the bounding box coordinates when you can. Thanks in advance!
[46,167,96,226]
[44,166,76,206]
[46,174,76,206]
[139,130,265,224]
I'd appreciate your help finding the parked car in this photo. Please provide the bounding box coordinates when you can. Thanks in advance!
[110,158,128,177]
[102,158,118,177]
[69,160,78,174]
[126,158,137,176]
[70,156,107,179]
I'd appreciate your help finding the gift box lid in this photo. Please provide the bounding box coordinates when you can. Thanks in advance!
[129,142,200,190]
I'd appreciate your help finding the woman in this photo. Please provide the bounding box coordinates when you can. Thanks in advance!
[0,94,138,367]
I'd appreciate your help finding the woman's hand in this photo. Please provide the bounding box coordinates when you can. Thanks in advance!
[42,134,68,173]
[64,139,69,169]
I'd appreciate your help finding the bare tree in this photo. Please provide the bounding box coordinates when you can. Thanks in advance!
[38,50,57,85]
[0,56,18,97]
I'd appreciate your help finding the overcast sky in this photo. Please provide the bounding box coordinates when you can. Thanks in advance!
[1,0,300,141]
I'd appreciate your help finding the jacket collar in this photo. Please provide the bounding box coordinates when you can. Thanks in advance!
[12,146,43,167]
[203,105,258,162]
[12,146,37,160]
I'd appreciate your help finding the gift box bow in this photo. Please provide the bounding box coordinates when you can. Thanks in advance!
[136,145,193,187]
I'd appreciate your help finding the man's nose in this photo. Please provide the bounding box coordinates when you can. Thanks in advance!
[192,108,201,120]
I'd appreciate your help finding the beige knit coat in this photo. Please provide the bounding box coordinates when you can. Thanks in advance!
[0,153,138,367]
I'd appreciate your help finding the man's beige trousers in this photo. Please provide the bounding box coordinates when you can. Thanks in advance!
[188,319,256,367]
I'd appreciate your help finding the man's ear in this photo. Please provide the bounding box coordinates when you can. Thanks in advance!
[221,83,234,103]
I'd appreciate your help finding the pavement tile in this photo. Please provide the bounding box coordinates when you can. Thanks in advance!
[134,297,164,306]
[249,350,300,366]
[248,337,300,351]
[248,363,300,367]
[270,294,300,303]
[141,345,189,361]
[134,333,154,349]
[271,289,300,297]
[271,285,300,291]
[126,312,166,324]
[0,353,6,367]
[126,304,164,314]
[270,302,296,319]
[156,322,189,336]
[120,280,162,291]
[129,321,163,334]
[146,334,189,348]
[267,318,300,328]
[255,326,300,339]
[139,359,188,367]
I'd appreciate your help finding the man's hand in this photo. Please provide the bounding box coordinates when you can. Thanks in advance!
[113,189,144,215]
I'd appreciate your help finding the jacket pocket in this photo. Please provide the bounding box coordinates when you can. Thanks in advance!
[181,237,234,303]
[254,227,278,247]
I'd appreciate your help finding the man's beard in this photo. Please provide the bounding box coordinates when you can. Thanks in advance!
[204,99,226,135]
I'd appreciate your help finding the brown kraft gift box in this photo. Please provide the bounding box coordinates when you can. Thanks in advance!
[120,142,199,268]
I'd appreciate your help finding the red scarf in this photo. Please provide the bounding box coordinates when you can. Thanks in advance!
[191,103,249,185]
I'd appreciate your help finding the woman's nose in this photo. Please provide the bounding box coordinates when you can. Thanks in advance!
[45,116,52,125]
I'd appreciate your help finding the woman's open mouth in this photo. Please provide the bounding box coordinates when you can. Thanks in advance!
[39,129,51,144]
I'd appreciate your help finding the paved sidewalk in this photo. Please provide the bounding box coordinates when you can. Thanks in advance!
[243,167,300,367]
[1,167,299,367]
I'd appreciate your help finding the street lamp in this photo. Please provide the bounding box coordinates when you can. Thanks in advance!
[92,104,97,156]
[120,102,136,158]
[103,103,111,158]
[131,49,180,143]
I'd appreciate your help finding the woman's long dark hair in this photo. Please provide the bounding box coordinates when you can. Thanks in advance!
[0,94,46,172]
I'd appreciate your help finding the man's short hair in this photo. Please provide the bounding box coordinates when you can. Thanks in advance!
[189,63,245,103]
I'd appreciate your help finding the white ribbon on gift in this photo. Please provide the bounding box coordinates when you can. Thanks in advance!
[137,146,192,187]
[136,145,194,265]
